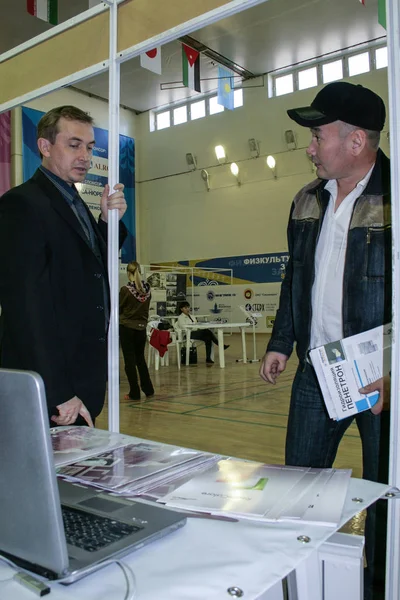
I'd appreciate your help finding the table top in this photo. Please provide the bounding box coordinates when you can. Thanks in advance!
[184,321,250,329]
[1,478,390,600]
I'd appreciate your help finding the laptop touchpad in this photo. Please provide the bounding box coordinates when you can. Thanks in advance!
[78,497,122,513]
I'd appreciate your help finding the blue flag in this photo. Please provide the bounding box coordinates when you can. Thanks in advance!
[217,66,234,110]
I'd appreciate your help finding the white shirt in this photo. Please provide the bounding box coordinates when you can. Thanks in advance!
[174,312,197,332]
[310,165,374,350]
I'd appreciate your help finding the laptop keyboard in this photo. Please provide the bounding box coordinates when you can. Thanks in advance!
[62,506,142,553]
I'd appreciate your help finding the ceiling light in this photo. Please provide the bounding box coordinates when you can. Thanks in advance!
[230,162,239,176]
[185,152,197,170]
[266,155,277,179]
[215,145,226,163]
[200,169,210,191]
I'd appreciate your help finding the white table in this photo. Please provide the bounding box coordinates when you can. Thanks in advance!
[1,478,390,600]
[184,321,250,367]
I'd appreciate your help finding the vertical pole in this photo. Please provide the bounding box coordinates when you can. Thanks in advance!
[107,0,121,432]
[386,0,400,597]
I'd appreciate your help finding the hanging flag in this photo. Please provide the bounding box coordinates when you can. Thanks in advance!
[378,0,386,29]
[217,66,235,110]
[359,0,365,5]
[182,44,201,93]
[27,0,58,25]
[140,48,162,75]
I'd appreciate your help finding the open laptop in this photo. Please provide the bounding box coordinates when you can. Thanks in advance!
[0,368,186,583]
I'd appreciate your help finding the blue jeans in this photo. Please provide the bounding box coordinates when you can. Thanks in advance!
[286,363,389,598]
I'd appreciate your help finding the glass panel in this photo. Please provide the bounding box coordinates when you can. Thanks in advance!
[322,60,343,83]
[173,106,187,125]
[156,111,171,130]
[348,52,370,76]
[190,100,206,120]
[298,66,318,90]
[234,88,243,107]
[375,47,388,69]
[275,74,294,96]
[209,96,224,114]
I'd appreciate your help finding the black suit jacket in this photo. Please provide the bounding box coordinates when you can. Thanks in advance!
[0,169,126,419]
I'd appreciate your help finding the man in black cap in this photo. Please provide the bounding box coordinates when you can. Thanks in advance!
[260,81,390,599]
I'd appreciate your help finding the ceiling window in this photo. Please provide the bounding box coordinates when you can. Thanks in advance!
[376,46,388,69]
[275,73,294,96]
[298,66,318,90]
[209,96,224,115]
[156,111,170,130]
[173,106,187,125]
[322,59,343,83]
[348,52,370,76]
[190,100,206,120]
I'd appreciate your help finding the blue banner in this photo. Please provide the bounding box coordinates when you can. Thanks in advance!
[21,106,135,262]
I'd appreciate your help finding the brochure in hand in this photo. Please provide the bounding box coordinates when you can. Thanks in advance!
[309,324,391,421]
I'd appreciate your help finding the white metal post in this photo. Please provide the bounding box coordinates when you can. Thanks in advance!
[385,0,400,598]
[106,0,121,432]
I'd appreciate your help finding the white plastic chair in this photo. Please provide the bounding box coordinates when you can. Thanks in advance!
[147,320,181,371]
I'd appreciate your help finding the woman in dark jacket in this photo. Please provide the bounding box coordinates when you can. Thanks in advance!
[119,261,154,401]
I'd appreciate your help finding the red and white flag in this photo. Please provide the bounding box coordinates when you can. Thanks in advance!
[27,0,58,25]
[359,0,365,5]
[140,48,162,75]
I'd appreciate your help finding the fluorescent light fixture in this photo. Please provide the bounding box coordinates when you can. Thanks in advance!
[230,162,239,176]
[215,145,226,163]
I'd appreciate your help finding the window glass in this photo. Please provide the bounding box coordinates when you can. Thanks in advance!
[156,111,170,130]
[348,52,370,76]
[173,106,187,125]
[209,96,224,114]
[234,88,243,107]
[275,74,294,96]
[375,47,388,69]
[190,100,206,120]
[322,60,343,83]
[298,67,318,90]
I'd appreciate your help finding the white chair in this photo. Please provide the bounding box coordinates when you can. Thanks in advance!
[147,320,181,371]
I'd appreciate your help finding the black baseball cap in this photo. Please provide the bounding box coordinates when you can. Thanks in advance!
[287,81,386,131]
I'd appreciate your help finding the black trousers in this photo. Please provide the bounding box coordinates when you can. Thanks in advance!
[190,329,218,360]
[119,325,154,400]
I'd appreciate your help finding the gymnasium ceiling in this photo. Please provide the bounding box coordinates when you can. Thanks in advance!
[0,0,386,113]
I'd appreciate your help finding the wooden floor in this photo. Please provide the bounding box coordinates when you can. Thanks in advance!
[97,333,363,476]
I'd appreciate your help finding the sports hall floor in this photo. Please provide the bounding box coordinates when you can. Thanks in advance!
[97,332,365,536]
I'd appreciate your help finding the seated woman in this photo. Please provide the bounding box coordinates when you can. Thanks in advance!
[174,301,229,366]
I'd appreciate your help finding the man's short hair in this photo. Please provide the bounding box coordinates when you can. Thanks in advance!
[37,106,94,144]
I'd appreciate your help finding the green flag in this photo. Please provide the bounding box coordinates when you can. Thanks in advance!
[378,0,386,29]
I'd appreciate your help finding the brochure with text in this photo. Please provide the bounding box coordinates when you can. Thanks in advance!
[309,324,391,421]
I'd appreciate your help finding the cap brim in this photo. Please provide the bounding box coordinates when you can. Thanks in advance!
[287,106,335,128]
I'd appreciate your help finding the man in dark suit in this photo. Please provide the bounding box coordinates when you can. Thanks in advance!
[0,105,127,427]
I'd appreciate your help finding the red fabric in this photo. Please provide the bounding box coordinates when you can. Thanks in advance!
[149,329,171,357]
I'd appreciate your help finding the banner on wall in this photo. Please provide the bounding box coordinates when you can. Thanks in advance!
[21,106,136,262]
[154,252,289,332]
[0,111,11,196]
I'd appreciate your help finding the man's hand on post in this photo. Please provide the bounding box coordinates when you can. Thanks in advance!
[51,396,94,427]
[100,183,127,222]
[359,374,391,415]
[259,351,289,384]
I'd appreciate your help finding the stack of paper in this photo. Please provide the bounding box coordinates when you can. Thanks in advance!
[51,426,135,467]
[309,324,391,420]
[57,440,219,496]
[159,459,352,527]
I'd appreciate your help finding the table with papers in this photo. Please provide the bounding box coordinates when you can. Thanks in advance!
[0,427,391,600]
